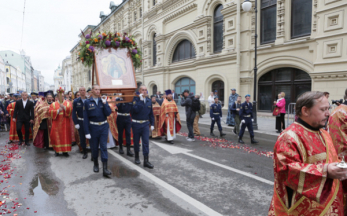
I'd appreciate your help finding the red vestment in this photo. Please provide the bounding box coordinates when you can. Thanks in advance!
[107,103,118,142]
[7,102,32,141]
[33,100,52,148]
[328,104,347,156]
[151,102,161,138]
[159,99,181,136]
[268,122,344,216]
[49,100,72,153]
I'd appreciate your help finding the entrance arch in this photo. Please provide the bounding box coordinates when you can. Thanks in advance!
[175,77,195,96]
[212,80,224,106]
[258,67,311,111]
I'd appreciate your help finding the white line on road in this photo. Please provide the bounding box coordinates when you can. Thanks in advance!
[107,150,223,216]
[152,141,274,186]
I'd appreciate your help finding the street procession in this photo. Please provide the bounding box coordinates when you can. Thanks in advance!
[0,0,347,215]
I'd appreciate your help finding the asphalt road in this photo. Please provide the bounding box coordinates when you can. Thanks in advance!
[0,124,275,216]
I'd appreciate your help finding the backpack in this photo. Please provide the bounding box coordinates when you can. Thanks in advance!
[198,103,206,115]
[192,98,201,112]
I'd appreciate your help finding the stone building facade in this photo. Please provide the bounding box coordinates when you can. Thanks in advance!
[70,0,347,111]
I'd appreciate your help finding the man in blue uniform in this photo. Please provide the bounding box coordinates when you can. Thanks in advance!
[73,86,88,159]
[238,94,258,144]
[132,84,155,169]
[210,97,226,137]
[116,97,134,157]
[83,85,112,177]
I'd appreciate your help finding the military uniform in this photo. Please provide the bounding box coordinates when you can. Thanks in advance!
[238,100,258,144]
[72,97,88,159]
[131,96,155,168]
[116,98,134,156]
[210,102,226,137]
[83,97,112,177]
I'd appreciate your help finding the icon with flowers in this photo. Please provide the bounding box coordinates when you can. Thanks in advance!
[78,31,142,69]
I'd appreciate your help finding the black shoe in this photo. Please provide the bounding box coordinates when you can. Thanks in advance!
[71,142,76,146]
[25,143,30,146]
[238,139,245,144]
[93,159,99,172]
[220,131,226,137]
[126,145,134,157]
[63,152,69,157]
[91,157,94,161]
[7,141,12,144]
[119,145,124,155]
[82,148,88,159]
[143,156,154,169]
[103,162,111,177]
[251,138,259,144]
[276,130,281,133]
[55,152,60,157]
[135,152,141,165]
[169,140,174,144]
[233,129,237,135]
[210,129,215,137]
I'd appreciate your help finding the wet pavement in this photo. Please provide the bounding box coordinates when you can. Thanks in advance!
[0,124,275,216]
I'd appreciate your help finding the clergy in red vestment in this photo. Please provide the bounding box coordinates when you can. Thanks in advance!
[33,92,53,149]
[150,95,161,138]
[159,90,181,144]
[7,94,32,143]
[49,88,72,157]
[268,91,347,216]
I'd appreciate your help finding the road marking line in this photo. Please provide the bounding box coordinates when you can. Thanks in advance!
[152,141,274,186]
[108,150,223,216]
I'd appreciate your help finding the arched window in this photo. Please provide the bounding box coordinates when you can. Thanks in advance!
[153,34,157,66]
[172,40,196,63]
[214,4,224,53]
[212,80,224,106]
[291,0,312,38]
[175,77,195,96]
[152,85,157,95]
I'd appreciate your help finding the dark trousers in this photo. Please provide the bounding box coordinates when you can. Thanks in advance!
[43,129,49,148]
[89,124,109,162]
[276,113,285,131]
[117,116,131,146]
[211,117,222,131]
[186,112,196,138]
[239,117,254,139]
[16,121,30,143]
[132,122,150,156]
[77,120,86,148]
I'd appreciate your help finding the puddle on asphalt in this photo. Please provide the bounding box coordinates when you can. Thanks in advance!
[109,164,139,178]
[29,173,59,196]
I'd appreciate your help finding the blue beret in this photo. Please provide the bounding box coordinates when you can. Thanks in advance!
[245,94,251,98]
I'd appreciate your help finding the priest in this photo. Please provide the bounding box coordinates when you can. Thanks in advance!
[49,88,72,157]
[150,95,161,138]
[268,91,347,215]
[159,90,181,144]
[33,91,53,149]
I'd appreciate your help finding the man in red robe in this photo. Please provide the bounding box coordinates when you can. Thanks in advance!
[49,88,72,157]
[33,92,53,149]
[159,90,181,144]
[268,91,347,216]
[150,95,161,138]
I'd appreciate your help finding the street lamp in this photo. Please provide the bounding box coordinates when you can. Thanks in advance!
[242,0,258,130]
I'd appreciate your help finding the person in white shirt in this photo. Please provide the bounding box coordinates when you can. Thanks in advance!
[207,92,214,107]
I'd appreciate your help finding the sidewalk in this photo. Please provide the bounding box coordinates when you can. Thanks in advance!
[178,107,293,141]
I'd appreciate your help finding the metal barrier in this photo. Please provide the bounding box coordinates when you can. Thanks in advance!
[287,103,296,127]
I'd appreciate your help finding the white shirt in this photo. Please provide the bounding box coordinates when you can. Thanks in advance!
[22,99,28,108]
[208,96,214,106]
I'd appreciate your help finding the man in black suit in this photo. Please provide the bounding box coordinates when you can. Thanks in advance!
[13,92,34,146]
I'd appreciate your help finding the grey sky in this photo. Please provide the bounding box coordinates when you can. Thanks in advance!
[0,0,122,84]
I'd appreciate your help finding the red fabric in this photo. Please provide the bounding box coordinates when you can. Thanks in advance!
[33,130,44,148]
[275,99,286,113]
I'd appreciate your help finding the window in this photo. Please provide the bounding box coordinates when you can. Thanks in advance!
[153,0,156,6]
[213,5,224,53]
[175,78,196,96]
[172,40,196,63]
[152,85,157,95]
[291,0,312,38]
[261,0,276,44]
[153,34,157,66]
[134,12,137,21]
[140,8,142,18]
[6,68,8,72]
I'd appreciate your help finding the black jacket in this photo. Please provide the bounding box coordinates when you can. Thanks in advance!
[13,99,34,122]
[181,94,195,117]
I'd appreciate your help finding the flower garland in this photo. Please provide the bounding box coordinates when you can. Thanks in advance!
[57,87,65,94]
[77,31,142,69]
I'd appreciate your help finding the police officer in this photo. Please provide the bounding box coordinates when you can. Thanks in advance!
[238,94,258,144]
[83,85,112,177]
[132,84,155,169]
[210,97,226,137]
[72,86,88,159]
[116,97,134,157]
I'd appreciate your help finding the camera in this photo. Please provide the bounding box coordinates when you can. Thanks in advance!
[332,99,343,105]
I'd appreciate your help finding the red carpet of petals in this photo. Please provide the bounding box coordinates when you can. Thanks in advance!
[178,132,274,159]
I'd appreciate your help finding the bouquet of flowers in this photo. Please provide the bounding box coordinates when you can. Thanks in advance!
[78,31,142,69]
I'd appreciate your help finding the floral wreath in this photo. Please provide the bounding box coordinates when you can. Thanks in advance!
[77,31,142,69]
[57,87,65,94]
